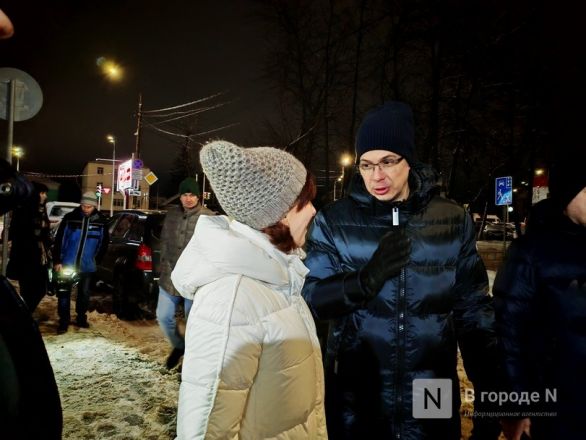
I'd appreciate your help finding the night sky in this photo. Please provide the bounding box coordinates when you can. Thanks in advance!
[1,1,273,192]
[2,1,585,200]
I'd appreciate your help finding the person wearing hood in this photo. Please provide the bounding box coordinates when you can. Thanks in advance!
[494,155,586,440]
[171,140,327,439]
[302,101,500,439]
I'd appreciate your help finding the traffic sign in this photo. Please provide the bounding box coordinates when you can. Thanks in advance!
[102,187,111,195]
[132,169,143,181]
[495,176,513,206]
[144,171,158,185]
[133,159,144,169]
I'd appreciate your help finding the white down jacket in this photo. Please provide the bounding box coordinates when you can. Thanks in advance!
[171,215,327,440]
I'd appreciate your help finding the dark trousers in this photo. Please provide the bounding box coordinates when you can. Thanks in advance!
[57,273,92,325]
[19,265,48,313]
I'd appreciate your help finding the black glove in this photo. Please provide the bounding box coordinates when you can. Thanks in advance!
[360,227,410,298]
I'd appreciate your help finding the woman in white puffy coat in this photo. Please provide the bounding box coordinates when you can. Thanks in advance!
[171,140,327,440]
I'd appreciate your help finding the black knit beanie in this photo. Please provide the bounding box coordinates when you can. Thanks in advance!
[355,101,415,164]
[549,153,586,210]
[179,177,200,196]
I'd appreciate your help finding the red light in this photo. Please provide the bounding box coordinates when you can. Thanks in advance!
[135,243,152,271]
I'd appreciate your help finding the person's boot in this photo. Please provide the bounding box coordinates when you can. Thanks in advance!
[57,321,68,334]
[76,316,89,328]
[166,347,184,370]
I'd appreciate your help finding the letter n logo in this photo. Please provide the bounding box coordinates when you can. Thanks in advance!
[412,379,452,419]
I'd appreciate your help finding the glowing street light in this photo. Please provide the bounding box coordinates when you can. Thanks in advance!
[11,145,23,171]
[334,154,354,201]
[340,154,353,167]
[97,57,123,82]
[107,135,116,217]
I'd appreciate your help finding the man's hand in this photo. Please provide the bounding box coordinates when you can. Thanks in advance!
[359,227,411,299]
[501,417,531,440]
[53,263,63,272]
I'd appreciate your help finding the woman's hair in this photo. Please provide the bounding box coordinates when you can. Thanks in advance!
[262,172,316,253]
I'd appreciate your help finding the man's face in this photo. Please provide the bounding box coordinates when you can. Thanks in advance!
[565,187,586,226]
[358,149,411,202]
[180,193,199,210]
[80,204,95,216]
[39,191,48,204]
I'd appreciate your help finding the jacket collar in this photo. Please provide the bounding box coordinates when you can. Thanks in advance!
[348,161,440,215]
[182,204,203,217]
[185,216,308,292]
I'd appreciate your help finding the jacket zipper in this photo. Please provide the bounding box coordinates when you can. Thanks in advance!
[393,206,405,439]
[75,215,90,269]
[394,266,406,439]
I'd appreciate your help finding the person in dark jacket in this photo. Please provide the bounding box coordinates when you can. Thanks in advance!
[0,159,62,439]
[7,181,51,312]
[157,177,214,369]
[52,191,109,333]
[493,155,586,440]
[302,101,499,439]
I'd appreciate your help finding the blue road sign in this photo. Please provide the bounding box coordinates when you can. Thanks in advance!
[495,176,513,206]
[133,159,144,169]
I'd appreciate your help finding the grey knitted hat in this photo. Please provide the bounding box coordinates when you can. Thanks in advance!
[80,191,98,207]
[200,140,307,230]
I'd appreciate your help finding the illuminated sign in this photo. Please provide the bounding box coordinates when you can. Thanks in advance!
[118,159,133,191]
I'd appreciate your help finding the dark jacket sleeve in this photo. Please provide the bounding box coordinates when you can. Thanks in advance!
[159,208,172,261]
[492,238,538,394]
[51,215,69,265]
[95,216,109,264]
[453,213,498,385]
[302,211,366,320]
[453,214,501,438]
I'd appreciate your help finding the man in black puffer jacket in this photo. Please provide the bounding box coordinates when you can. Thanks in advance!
[303,101,500,439]
[494,155,586,440]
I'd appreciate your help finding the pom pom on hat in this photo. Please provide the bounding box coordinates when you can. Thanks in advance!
[200,140,306,230]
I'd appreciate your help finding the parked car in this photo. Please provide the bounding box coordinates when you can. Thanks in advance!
[96,209,165,319]
[46,201,79,230]
[483,222,515,241]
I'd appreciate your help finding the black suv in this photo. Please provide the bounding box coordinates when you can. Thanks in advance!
[96,209,166,319]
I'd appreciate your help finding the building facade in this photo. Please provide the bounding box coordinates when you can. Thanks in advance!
[81,161,152,214]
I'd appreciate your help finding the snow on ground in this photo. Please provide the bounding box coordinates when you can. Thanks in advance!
[34,292,182,440]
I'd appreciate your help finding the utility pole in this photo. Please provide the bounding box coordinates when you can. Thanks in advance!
[1,80,16,276]
[134,93,143,159]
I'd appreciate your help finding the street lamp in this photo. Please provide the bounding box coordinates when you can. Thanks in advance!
[337,153,353,200]
[97,57,123,82]
[107,135,116,217]
[11,145,23,171]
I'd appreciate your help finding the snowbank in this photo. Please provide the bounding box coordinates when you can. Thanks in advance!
[35,295,180,439]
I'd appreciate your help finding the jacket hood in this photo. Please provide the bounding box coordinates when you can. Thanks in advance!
[348,161,439,214]
[171,215,309,298]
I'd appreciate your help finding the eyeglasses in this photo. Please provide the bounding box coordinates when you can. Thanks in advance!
[358,156,404,172]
